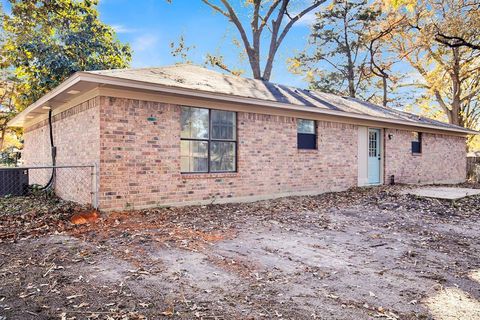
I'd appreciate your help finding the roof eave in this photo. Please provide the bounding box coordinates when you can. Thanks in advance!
[9,71,479,136]
[78,72,478,135]
[8,72,84,127]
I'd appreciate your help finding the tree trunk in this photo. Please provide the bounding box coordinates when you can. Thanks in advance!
[202,0,323,81]
[450,47,462,126]
[343,4,355,97]
[262,57,273,81]
[382,76,388,107]
[248,51,262,80]
[0,127,6,151]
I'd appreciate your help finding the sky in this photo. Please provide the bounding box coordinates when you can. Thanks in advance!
[0,0,421,104]
[0,0,317,87]
[96,0,316,88]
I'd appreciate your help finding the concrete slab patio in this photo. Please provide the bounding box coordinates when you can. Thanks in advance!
[400,186,480,200]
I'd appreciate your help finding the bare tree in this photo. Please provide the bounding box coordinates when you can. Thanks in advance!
[201,0,325,81]
[366,15,405,107]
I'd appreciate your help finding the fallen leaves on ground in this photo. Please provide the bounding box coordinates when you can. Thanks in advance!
[0,194,91,241]
[1,183,479,244]
[0,184,479,319]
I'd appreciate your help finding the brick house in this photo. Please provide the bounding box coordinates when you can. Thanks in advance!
[8,65,476,211]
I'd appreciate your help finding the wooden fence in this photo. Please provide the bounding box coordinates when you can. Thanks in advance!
[467,156,480,182]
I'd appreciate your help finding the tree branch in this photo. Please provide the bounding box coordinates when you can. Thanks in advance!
[435,33,480,50]
[202,0,260,77]
[263,0,324,80]
[276,1,324,51]
[201,0,229,18]
[258,0,281,32]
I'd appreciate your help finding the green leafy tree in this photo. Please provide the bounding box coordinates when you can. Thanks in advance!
[2,0,132,108]
[0,4,21,150]
[0,71,20,151]
[290,0,381,99]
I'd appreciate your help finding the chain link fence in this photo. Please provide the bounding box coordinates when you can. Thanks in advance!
[467,156,480,182]
[0,165,98,208]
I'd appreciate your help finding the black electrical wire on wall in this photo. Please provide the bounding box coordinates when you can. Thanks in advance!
[41,109,57,190]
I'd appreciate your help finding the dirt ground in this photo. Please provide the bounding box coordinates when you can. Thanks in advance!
[1,185,480,320]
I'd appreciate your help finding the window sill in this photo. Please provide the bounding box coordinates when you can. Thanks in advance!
[181,172,239,179]
[297,148,318,153]
[412,152,422,156]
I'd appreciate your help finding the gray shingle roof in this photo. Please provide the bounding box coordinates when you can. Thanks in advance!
[87,64,471,132]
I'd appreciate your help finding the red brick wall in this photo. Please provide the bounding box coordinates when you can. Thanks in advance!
[98,97,358,210]
[384,128,466,184]
[23,95,468,210]
[23,98,100,204]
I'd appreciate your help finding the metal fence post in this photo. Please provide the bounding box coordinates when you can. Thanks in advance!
[91,162,99,209]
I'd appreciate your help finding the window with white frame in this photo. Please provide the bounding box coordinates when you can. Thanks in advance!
[180,106,237,173]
